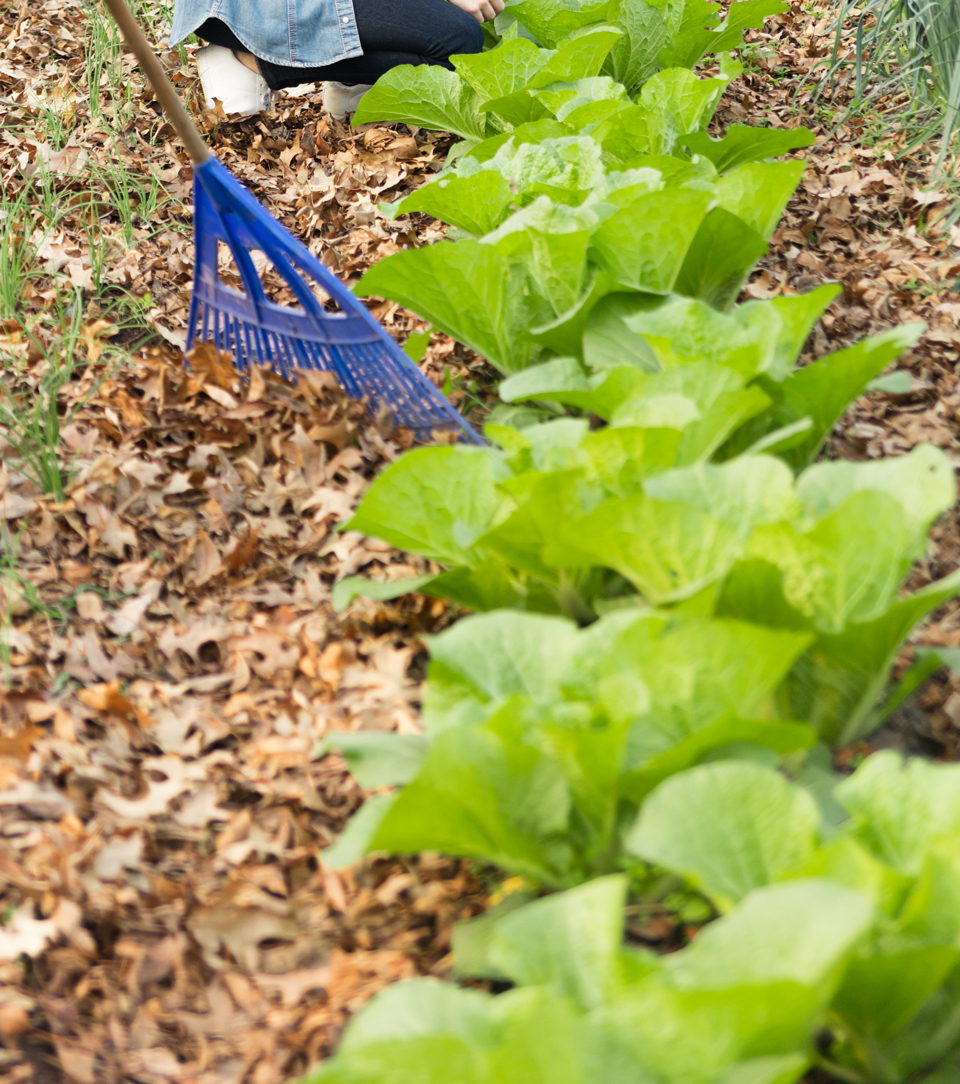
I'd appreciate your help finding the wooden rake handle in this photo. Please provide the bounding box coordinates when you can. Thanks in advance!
[99,0,210,163]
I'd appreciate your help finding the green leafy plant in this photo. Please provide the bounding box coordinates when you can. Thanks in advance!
[336,441,957,744]
[628,753,960,1083]
[354,1,814,376]
[361,121,812,374]
[320,606,815,883]
[305,873,874,1084]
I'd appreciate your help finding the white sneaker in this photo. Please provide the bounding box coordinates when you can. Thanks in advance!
[197,44,275,117]
[323,81,373,120]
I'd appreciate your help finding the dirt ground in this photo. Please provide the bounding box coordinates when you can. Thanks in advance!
[2,1,960,1081]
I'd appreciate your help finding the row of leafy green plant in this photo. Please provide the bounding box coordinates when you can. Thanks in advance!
[301,1,960,1081]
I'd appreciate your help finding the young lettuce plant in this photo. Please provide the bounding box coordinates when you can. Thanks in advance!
[336,442,959,743]
[353,0,790,137]
[628,753,960,1084]
[501,295,925,469]
[302,873,874,1084]
[360,151,806,374]
[319,607,815,883]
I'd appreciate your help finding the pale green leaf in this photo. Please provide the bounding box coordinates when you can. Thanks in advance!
[627,761,821,906]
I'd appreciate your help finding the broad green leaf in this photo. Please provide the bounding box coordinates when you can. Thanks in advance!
[591,189,712,292]
[801,835,911,914]
[452,36,547,101]
[656,0,721,69]
[612,364,771,463]
[623,617,811,728]
[500,355,597,404]
[627,762,820,907]
[760,283,840,382]
[424,610,580,713]
[712,161,805,241]
[594,102,671,161]
[612,392,701,430]
[537,707,632,846]
[530,25,625,85]
[577,611,813,795]
[352,65,488,140]
[534,76,628,121]
[507,228,593,318]
[747,491,913,633]
[313,1036,483,1084]
[356,241,550,373]
[481,89,550,127]
[615,293,779,379]
[560,96,633,130]
[369,714,572,886]
[331,574,439,613]
[452,893,537,982]
[644,456,801,539]
[836,751,960,876]
[732,566,960,744]
[796,443,955,560]
[595,67,731,160]
[674,207,768,310]
[316,982,588,1084]
[425,557,527,612]
[527,268,620,357]
[593,882,869,1084]
[592,165,667,201]
[622,715,816,801]
[338,978,495,1052]
[776,322,927,467]
[459,875,627,1010]
[504,0,621,47]
[833,947,960,1042]
[583,293,661,373]
[513,416,592,471]
[580,425,684,492]
[640,66,730,138]
[316,732,430,789]
[604,0,674,93]
[479,468,597,582]
[661,0,788,67]
[681,125,815,172]
[548,493,741,603]
[592,985,806,1084]
[396,171,515,236]
[486,136,606,201]
[899,840,960,946]
[487,202,595,316]
[484,987,588,1084]
[346,446,503,565]
[667,878,872,990]
[568,610,799,721]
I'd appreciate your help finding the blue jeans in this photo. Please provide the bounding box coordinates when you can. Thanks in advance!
[197,0,484,90]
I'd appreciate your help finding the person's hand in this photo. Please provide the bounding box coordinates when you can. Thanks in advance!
[448,0,505,24]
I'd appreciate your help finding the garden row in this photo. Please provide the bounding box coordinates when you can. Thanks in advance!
[305,2,960,1081]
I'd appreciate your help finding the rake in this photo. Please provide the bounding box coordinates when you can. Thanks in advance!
[99,0,482,443]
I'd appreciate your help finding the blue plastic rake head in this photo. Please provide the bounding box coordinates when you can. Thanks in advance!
[188,157,481,442]
[100,0,481,445]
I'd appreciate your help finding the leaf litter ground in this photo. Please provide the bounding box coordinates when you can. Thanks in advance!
[3,0,960,1081]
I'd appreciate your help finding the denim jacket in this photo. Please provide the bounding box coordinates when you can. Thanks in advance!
[169,0,361,67]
